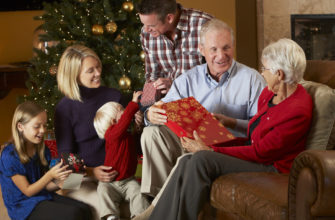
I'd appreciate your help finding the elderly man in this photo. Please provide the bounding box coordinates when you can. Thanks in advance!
[140,18,266,197]
[137,0,213,94]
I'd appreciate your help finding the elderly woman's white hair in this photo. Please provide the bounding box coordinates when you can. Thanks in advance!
[261,38,306,84]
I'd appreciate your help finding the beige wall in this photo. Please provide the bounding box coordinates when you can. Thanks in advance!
[0,89,28,144]
[179,0,236,35]
[0,10,43,64]
[0,11,42,144]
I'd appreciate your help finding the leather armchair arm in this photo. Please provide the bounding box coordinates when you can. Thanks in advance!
[288,150,335,220]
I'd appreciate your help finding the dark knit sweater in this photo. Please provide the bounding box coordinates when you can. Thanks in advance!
[54,86,121,167]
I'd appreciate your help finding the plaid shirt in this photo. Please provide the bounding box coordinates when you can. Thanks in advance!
[141,5,213,82]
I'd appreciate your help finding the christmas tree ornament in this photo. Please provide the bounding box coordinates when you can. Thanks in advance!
[105,21,117,33]
[49,65,58,75]
[119,75,132,90]
[32,26,58,55]
[78,0,87,2]
[122,1,134,12]
[140,51,146,61]
[92,24,104,35]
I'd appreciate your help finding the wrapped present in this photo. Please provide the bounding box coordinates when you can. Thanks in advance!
[61,152,85,173]
[158,97,236,146]
[140,81,162,107]
[44,139,58,158]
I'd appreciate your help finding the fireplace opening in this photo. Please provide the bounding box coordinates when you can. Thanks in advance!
[291,14,335,60]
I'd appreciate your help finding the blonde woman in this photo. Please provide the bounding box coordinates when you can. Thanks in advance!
[55,45,122,219]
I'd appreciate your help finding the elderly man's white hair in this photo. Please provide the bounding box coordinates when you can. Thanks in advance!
[200,18,235,45]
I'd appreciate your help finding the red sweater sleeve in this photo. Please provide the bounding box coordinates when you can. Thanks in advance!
[104,102,139,142]
[212,110,311,162]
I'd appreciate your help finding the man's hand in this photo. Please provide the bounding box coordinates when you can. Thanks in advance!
[153,78,172,94]
[212,113,237,129]
[147,101,167,125]
[92,166,118,182]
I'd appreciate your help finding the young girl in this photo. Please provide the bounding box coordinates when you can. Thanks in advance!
[0,101,92,220]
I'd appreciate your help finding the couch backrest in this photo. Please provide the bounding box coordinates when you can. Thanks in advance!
[301,80,335,150]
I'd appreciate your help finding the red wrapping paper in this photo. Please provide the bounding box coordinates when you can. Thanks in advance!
[159,97,236,146]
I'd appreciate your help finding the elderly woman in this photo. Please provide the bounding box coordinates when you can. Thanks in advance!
[143,38,313,220]
[54,45,122,219]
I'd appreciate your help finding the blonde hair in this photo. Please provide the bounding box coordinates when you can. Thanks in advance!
[11,101,48,165]
[261,38,306,84]
[200,18,234,45]
[93,102,124,139]
[57,44,102,101]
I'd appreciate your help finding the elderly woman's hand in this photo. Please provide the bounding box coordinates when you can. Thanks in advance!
[212,113,237,129]
[92,165,118,182]
[181,131,213,153]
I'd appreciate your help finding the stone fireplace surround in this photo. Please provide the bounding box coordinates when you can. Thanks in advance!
[256,0,335,85]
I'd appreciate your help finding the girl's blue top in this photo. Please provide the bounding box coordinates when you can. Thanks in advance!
[0,144,53,220]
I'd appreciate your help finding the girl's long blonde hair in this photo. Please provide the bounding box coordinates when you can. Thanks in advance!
[11,101,48,166]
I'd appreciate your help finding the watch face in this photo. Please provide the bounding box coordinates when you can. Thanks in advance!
[61,152,85,173]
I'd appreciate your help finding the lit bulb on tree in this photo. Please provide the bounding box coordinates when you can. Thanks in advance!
[122,1,134,12]
[92,24,104,35]
[140,51,146,61]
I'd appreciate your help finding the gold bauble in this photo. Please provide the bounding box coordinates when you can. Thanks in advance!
[119,75,132,90]
[140,51,146,61]
[105,21,117,33]
[92,24,104,35]
[122,1,134,12]
[49,65,58,75]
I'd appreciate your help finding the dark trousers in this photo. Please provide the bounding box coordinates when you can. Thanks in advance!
[149,151,278,220]
[27,193,93,220]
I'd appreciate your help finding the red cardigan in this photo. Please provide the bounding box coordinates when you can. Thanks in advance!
[212,85,313,173]
[104,102,139,181]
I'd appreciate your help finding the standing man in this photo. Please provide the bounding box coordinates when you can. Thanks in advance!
[137,0,213,94]
[140,19,266,198]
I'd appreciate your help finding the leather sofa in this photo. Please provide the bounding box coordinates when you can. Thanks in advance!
[201,60,335,220]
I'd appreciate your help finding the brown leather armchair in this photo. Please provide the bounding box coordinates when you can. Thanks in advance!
[202,61,335,220]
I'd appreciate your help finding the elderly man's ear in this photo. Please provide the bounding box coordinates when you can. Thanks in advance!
[199,44,205,57]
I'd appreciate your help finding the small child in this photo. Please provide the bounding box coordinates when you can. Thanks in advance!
[0,101,93,220]
[94,91,149,220]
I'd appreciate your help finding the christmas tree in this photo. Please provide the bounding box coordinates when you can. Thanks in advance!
[21,0,145,130]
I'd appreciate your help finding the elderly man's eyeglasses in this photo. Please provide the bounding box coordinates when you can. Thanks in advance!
[261,67,271,72]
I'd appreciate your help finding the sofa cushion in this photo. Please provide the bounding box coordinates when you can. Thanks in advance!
[211,172,289,220]
[300,80,335,150]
